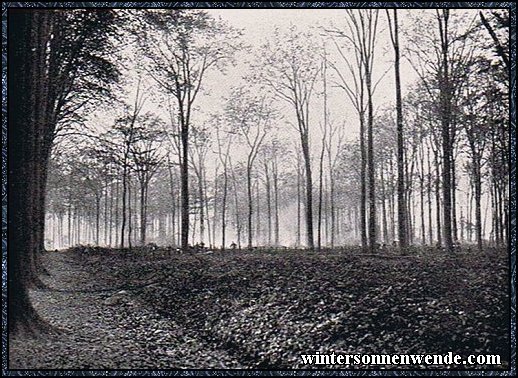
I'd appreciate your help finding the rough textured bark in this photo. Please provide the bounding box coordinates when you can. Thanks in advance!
[9,9,52,334]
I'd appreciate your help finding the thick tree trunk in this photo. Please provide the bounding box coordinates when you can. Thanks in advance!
[9,9,53,334]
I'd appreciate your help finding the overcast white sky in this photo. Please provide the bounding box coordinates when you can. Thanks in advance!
[91,9,481,164]
[195,9,418,144]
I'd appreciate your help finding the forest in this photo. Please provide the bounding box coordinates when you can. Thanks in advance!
[7,7,511,370]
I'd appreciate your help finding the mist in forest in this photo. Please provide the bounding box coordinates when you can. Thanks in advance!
[39,9,509,252]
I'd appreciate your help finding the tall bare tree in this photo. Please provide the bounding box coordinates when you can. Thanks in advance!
[141,10,242,250]
[225,87,273,249]
[386,9,409,249]
[254,26,321,250]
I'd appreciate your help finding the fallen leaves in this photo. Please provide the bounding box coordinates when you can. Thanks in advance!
[12,246,509,369]
[76,247,509,369]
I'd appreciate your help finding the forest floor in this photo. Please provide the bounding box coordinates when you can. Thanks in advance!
[9,246,510,370]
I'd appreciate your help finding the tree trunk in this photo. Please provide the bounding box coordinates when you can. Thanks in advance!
[140,182,147,246]
[9,9,53,334]
[451,158,458,242]
[221,169,228,250]
[247,165,253,249]
[427,143,433,245]
[301,134,314,250]
[366,68,377,252]
[390,9,408,250]
[380,164,388,244]
[265,163,272,246]
[181,119,190,250]
[198,167,205,245]
[317,141,325,251]
[435,152,442,246]
[273,160,280,247]
[359,113,368,249]
[296,155,301,247]
[438,10,454,252]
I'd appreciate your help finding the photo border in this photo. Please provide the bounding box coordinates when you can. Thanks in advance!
[1,1,516,376]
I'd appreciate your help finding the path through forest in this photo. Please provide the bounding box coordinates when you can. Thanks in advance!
[9,251,242,369]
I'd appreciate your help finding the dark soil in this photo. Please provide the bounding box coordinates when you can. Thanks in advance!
[8,246,510,370]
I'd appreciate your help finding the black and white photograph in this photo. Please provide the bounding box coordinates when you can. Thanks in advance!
[4,2,514,373]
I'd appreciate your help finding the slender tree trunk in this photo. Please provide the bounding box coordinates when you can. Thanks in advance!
[317,140,325,251]
[301,132,314,250]
[247,165,253,249]
[296,156,301,247]
[232,166,242,249]
[329,174,336,248]
[427,144,433,245]
[438,10,454,252]
[140,182,147,245]
[359,113,368,249]
[419,144,426,245]
[221,169,228,250]
[95,194,100,246]
[390,9,408,249]
[265,162,272,246]
[198,167,205,245]
[366,67,377,252]
[255,180,261,244]
[273,160,280,247]
[451,158,458,242]
[435,152,442,246]
[180,116,190,250]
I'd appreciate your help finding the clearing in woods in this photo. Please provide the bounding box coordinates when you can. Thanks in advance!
[9,247,509,369]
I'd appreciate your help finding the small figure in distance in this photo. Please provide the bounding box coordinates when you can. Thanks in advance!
[230,241,237,250]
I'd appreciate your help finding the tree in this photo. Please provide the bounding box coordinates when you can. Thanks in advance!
[254,26,321,250]
[190,125,212,245]
[479,11,510,71]
[213,115,234,250]
[140,9,242,251]
[406,9,478,251]
[386,9,409,249]
[130,115,166,245]
[327,10,380,251]
[8,9,120,334]
[225,86,273,249]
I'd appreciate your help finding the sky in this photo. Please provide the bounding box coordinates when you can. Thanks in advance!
[187,9,426,147]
